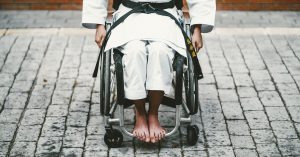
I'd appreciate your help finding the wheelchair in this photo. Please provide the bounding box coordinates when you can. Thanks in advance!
[98,1,200,148]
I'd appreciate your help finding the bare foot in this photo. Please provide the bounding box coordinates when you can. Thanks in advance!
[132,109,150,142]
[148,113,166,143]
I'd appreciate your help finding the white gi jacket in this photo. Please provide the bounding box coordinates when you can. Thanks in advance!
[82,0,216,31]
[82,0,216,57]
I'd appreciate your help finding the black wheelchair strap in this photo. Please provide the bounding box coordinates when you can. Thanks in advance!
[92,4,203,79]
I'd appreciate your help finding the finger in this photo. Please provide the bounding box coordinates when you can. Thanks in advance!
[95,37,100,47]
[99,34,106,47]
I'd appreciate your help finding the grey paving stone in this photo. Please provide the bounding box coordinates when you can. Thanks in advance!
[10,142,36,157]
[270,121,298,139]
[135,154,158,157]
[0,123,17,141]
[202,113,227,131]
[244,111,270,129]
[87,124,106,135]
[240,97,263,111]
[31,85,55,97]
[35,136,62,156]
[277,83,300,95]
[25,49,45,62]
[69,101,90,112]
[41,116,66,137]
[183,150,207,157]
[234,149,258,157]
[83,150,108,157]
[0,142,10,156]
[213,68,232,76]
[0,74,14,87]
[259,91,284,107]
[0,109,23,123]
[21,109,46,125]
[66,111,88,127]
[59,68,79,79]
[198,84,219,100]
[55,79,75,91]
[88,116,105,126]
[271,73,295,84]
[227,120,250,136]
[63,127,85,148]
[15,125,41,142]
[15,70,37,81]
[134,140,159,154]
[85,135,108,152]
[281,94,300,106]
[47,104,69,117]
[159,148,181,156]
[253,80,276,91]
[206,130,231,147]
[208,146,235,157]
[215,76,235,89]
[265,107,290,121]
[4,92,28,109]
[51,90,72,105]
[27,94,52,109]
[231,135,255,149]
[91,92,100,104]
[221,102,244,120]
[200,99,222,113]
[0,87,9,102]
[277,138,300,156]
[287,106,300,122]
[10,81,33,93]
[90,103,101,116]
[61,148,83,157]
[251,129,276,144]
[256,143,281,157]
[229,64,249,74]
[267,64,289,74]
[109,146,135,157]
[237,87,257,98]
[233,74,253,87]
[72,87,92,102]
[61,56,80,69]
[218,89,239,102]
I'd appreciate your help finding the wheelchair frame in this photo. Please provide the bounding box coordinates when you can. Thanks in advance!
[98,11,200,148]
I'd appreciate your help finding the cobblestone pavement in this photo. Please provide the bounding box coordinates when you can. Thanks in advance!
[0,11,300,157]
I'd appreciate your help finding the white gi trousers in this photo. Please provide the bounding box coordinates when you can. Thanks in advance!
[117,40,175,100]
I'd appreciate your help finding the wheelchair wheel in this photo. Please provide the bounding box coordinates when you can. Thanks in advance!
[184,53,199,115]
[99,52,105,115]
[100,50,117,116]
[187,125,199,145]
[104,128,123,148]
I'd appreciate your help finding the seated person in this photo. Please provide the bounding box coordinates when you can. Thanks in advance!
[82,0,216,143]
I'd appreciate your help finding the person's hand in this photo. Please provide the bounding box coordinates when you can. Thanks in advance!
[95,24,106,47]
[191,24,203,53]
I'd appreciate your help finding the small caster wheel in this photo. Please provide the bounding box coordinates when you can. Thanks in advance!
[104,128,123,148]
[187,125,199,145]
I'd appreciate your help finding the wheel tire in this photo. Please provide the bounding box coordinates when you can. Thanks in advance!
[184,53,198,115]
[187,125,199,145]
[104,129,123,148]
[99,53,105,116]
[103,51,111,116]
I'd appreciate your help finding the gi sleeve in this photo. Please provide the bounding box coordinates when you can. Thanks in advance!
[82,0,108,29]
[187,0,216,33]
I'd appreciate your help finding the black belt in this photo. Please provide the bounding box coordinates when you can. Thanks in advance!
[122,0,175,11]
[92,1,204,79]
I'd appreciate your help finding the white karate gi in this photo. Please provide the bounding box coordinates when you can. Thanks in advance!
[82,0,216,99]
